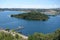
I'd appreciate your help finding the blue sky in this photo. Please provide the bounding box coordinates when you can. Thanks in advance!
[0,0,60,8]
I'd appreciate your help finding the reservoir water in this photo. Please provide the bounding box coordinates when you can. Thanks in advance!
[0,11,60,36]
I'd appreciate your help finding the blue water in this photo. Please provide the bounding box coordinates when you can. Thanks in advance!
[0,11,60,36]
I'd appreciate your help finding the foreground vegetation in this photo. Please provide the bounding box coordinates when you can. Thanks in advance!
[0,29,60,40]
[11,11,49,21]
[0,30,27,40]
[28,29,60,40]
[0,32,20,40]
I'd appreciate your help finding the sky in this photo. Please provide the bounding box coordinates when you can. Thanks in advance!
[0,0,60,8]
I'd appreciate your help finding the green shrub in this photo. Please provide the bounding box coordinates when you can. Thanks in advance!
[28,29,60,40]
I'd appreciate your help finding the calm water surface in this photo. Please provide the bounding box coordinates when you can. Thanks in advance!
[0,11,60,36]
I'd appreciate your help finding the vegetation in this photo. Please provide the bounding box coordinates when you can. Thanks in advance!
[0,29,60,40]
[0,31,25,40]
[11,11,49,21]
[28,29,60,40]
[5,28,10,32]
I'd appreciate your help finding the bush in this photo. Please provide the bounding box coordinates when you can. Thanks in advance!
[28,29,60,40]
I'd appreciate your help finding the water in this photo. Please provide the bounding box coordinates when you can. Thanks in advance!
[0,11,60,36]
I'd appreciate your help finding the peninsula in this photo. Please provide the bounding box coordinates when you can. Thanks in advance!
[11,11,49,21]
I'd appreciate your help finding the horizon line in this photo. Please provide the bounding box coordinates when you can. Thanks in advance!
[0,7,60,9]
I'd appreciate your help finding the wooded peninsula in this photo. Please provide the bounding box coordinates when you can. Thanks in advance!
[11,11,49,21]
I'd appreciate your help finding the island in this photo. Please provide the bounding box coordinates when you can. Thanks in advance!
[11,11,49,21]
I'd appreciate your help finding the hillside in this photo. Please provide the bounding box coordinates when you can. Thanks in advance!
[0,30,28,40]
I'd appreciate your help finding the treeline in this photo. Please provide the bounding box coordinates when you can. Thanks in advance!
[11,11,49,21]
[28,29,60,40]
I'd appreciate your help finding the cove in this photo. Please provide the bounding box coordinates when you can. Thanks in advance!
[0,11,60,36]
